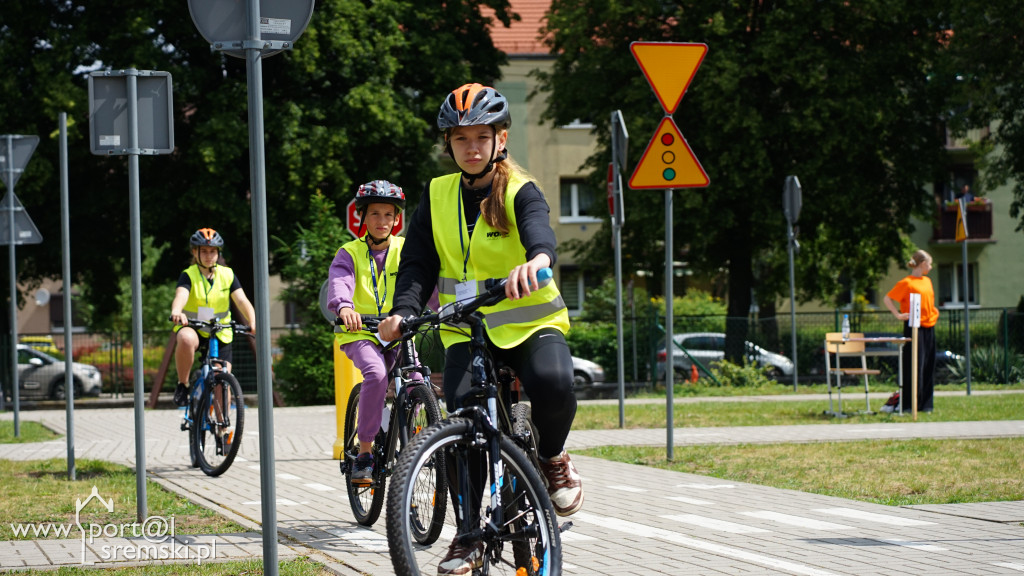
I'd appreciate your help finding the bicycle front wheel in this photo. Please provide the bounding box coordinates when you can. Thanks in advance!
[193,372,244,477]
[401,384,446,545]
[344,383,386,526]
[386,417,561,576]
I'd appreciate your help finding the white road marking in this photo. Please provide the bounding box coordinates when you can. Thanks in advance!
[607,485,646,493]
[675,483,735,490]
[663,514,770,534]
[879,538,947,551]
[242,499,303,506]
[993,563,1024,571]
[815,507,935,526]
[574,512,839,576]
[327,528,389,553]
[741,511,853,530]
[666,496,713,505]
[277,473,301,480]
[304,483,336,492]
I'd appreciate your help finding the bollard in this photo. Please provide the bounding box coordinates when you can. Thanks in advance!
[333,344,362,459]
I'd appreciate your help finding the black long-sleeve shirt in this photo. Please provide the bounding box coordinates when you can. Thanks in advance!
[389,177,557,319]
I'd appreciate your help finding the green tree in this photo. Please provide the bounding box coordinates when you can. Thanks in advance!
[0,0,513,328]
[536,1,954,361]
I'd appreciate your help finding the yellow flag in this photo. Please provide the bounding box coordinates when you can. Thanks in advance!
[955,197,968,242]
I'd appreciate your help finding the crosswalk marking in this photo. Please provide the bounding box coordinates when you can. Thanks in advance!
[666,496,713,505]
[993,563,1024,571]
[574,512,839,576]
[663,514,770,533]
[304,483,336,492]
[675,483,735,490]
[741,511,853,530]
[607,485,646,493]
[277,473,301,480]
[880,539,947,551]
[815,507,935,526]
[327,528,389,553]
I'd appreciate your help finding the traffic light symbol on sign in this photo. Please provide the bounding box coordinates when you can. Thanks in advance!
[628,117,709,189]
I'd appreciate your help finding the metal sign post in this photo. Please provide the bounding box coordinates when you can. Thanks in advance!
[187,1,314,571]
[89,68,174,522]
[909,292,921,421]
[783,175,802,391]
[59,113,76,480]
[0,134,41,431]
[610,110,628,428]
[629,42,709,461]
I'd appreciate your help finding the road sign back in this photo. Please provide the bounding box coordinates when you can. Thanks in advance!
[630,42,707,114]
[0,135,40,191]
[629,117,708,189]
[0,193,43,245]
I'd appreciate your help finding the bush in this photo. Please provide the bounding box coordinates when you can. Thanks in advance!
[707,359,775,388]
[949,345,1024,384]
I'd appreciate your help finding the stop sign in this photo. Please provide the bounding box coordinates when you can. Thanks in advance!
[346,199,404,238]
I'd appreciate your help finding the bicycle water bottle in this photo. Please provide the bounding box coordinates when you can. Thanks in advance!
[841,314,850,341]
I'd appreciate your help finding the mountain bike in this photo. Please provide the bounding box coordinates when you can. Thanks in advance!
[385,269,563,576]
[177,318,250,477]
[337,315,447,542]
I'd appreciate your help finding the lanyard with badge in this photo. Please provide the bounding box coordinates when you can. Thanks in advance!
[367,243,392,346]
[455,182,481,303]
[197,268,216,322]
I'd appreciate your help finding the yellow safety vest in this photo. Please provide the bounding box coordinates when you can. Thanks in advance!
[334,235,405,347]
[174,265,236,344]
[430,172,569,348]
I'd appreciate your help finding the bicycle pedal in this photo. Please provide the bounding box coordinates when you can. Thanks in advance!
[180,421,190,431]
[559,521,574,533]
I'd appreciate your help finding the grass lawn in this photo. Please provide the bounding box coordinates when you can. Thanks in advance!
[0,420,62,443]
[0,458,246,541]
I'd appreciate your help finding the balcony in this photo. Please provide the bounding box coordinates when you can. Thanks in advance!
[933,199,993,243]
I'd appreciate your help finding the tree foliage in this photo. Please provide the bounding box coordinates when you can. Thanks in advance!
[0,0,513,329]
[535,1,956,312]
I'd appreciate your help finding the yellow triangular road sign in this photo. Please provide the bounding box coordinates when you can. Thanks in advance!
[629,117,709,189]
[630,42,707,114]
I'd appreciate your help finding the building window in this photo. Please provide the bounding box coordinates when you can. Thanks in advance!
[560,267,585,316]
[938,263,978,306]
[559,178,602,223]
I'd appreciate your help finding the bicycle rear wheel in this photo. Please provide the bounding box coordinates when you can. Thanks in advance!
[344,383,386,526]
[402,384,446,545]
[386,417,561,576]
[193,372,244,477]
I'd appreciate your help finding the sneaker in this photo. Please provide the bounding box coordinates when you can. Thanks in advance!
[351,453,374,486]
[173,382,189,407]
[538,451,584,516]
[437,538,484,575]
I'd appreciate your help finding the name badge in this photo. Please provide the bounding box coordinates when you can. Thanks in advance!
[455,280,475,303]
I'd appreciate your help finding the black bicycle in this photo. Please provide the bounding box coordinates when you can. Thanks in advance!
[177,318,250,477]
[337,315,447,543]
[385,269,563,576]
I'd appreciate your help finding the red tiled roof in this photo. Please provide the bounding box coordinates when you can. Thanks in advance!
[484,0,551,56]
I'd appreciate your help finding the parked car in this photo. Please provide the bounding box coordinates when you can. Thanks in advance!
[571,356,606,398]
[14,344,103,401]
[655,332,794,382]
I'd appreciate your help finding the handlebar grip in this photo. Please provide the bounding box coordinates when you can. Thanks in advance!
[537,267,552,281]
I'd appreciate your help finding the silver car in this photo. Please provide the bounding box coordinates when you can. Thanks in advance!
[15,344,103,400]
[655,332,794,381]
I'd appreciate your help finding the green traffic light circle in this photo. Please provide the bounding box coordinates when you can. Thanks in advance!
[663,168,676,180]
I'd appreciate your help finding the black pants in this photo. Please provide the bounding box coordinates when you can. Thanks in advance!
[443,327,576,459]
[900,324,935,412]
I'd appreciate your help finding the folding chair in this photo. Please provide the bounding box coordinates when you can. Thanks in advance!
[823,332,880,416]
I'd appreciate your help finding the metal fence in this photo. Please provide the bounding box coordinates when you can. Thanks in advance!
[3,308,1022,401]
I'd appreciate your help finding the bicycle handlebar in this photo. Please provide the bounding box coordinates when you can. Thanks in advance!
[170,317,253,336]
[397,267,553,338]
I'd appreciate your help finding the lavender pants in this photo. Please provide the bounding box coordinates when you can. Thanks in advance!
[341,339,423,444]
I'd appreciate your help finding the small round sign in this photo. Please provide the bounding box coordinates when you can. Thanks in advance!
[188,0,315,59]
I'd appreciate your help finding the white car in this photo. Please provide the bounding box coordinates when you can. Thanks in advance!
[15,345,103,400]
[571,356,606,398]
[655,332,794,381]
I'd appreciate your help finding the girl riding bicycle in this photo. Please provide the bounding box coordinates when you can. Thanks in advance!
[327,180,434,486]
[169,228,256,407]
[379,83,583,575]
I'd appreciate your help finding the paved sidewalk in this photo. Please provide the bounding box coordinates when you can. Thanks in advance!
[1,399,1023,574]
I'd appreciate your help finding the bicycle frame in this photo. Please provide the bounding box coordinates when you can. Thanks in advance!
[181,323,233,432]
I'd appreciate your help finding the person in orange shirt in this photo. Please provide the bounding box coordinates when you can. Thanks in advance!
[883,249,939,412]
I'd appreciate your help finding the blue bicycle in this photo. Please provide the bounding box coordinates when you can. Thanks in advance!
[178,319,250,477]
